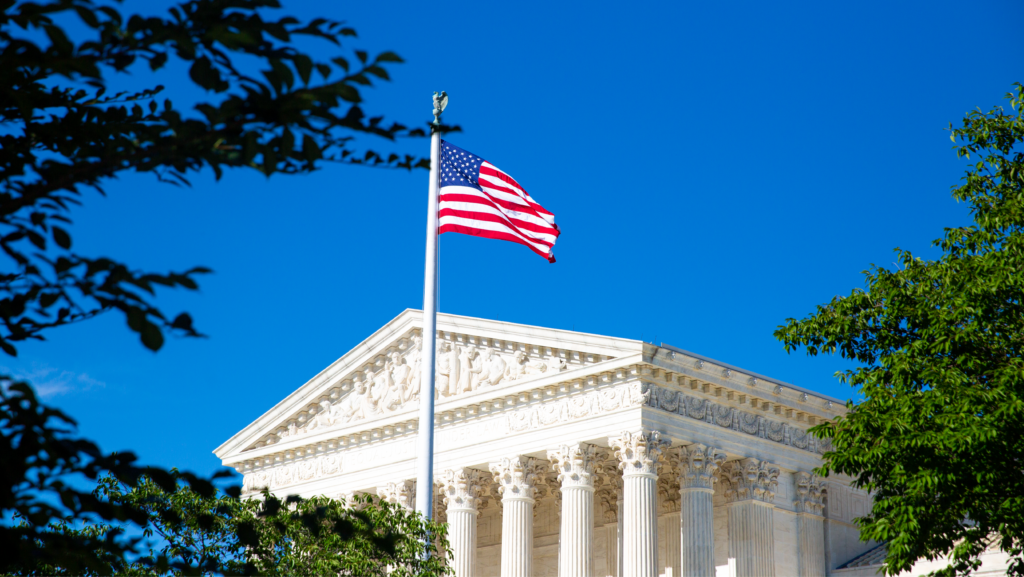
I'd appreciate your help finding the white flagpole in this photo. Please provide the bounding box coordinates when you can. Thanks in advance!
[415,91,446,521]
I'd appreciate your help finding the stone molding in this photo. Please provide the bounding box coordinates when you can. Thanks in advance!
[490,456,544,502]
[677,443,727,491]
[547,442,600,490]
[238,378,646,494]
[721,458,780,504]
[643,382,833,456]
[242,326,620,452]
[794,471,827,516]
[377,479,416,510]
[610,430,671,478]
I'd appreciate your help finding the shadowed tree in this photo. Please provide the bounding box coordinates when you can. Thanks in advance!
[0,0,457,355]
[0,0,456,573]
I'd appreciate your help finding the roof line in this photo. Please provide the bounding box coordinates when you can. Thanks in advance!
[658,342,847,405]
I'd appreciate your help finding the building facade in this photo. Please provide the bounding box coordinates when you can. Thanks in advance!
[214,310,940,577]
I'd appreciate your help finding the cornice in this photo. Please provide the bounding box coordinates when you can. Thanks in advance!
[215,310,643,460]
[225,354,648,469]
[643,344,846,422]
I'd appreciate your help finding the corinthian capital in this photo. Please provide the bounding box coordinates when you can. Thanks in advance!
[794,471,827,516]
[677,444,727,490]
[377,479,416,510]
[490,456,543,501]
[547,442,600,490]
[438,468,488,513]
[721,458,780,504]
[609,430,671,477]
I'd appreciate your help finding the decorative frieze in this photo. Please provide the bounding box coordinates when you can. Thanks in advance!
[246,329,608,450]
[721,458,780,504]
[642,383,832,456]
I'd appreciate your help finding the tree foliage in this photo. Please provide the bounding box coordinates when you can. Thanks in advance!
[13,467,452,576]
[0,378,232,575]
[775,84,1024,576]
[0,0,456,355]
[1,1,457,573]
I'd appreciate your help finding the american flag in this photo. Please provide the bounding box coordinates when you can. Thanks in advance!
[438,141,560,262]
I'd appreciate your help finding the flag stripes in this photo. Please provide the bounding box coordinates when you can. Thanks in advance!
[438,141,560,262]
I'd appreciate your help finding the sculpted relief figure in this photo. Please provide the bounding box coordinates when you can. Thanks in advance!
[336,380,374,423]
[256,335,589,450]
[459,348,481,394]
[506,350,549,381]
[388,351,416,404]
[436,341,454,398]
[476,348,506,387]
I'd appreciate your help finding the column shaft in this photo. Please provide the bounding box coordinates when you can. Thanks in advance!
[797,514,825,577]
[794,472,827,577]
[679,488,715,577]
[448,508,478,576]
[675,444,726,577]
[491,456,541,577]
[439,468,486,577]
[560,485,595,577]
[663,508,681,577]
[549,442,600,577]
[727,501,775,577]
[501,497,534,577]
[623,474,659,577]
[611,430,670,577]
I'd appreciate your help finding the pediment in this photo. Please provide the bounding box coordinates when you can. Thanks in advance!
[214,310,642,462]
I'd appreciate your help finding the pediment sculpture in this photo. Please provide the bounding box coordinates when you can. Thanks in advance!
[255,333,581,449]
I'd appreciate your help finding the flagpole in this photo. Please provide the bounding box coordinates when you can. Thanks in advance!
[415,91,446,521]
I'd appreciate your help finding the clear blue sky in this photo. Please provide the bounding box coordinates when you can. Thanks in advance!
[5,0,1022,479]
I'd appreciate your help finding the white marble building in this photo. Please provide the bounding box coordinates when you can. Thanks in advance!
[214,310,1008,577]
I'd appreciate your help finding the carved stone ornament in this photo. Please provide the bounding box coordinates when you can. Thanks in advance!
[721,458,780,504]
[547,442,600,489]
[794,472,827,516]
[676,444,727,490]
[438,468,488,513]
[658,474,681,514]
[610,430,671,478]
[377,479,416,510]
[490,456,543,502]
[252,333,606,449]
[642,382,831,456]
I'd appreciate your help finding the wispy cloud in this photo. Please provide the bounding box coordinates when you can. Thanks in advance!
[0,364,106,399]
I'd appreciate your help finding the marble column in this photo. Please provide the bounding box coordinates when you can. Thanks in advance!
[658,474,681,577]
[595,457,622,577]
[794,472,827,577]
[676,444,726,577]
[548,443,600,577]
[610,430,671,577]
[721,459,780,577]
[439,468,488,577]
[490,456,542,577]
[377,479,416,510]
